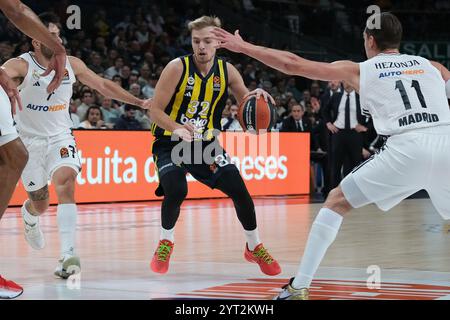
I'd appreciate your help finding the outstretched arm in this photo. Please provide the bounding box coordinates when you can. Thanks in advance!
[0,0,66,93]
[69,56,144,108]
[0,0,65,54]
[212,28,360,91]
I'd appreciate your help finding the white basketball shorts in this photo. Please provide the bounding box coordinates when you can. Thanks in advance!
[20,132,81,192]
[341,125,450,220]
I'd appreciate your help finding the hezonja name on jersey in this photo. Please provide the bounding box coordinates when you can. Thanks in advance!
[26,103,66,112]
[379,69,425,78]
[399,112,439,127]
[375,60,420,69]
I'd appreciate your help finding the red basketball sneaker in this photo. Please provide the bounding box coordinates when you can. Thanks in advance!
[150,240,174,274]
[244,243,281,276]
[0,275,23,299]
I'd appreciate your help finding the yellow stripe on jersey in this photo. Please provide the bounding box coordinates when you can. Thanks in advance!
[205,59,226,139]
[187,73,202,117]
[202,74,214,119]
[163,56,190,136]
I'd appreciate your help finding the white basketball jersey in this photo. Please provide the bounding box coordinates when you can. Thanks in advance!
[359,53,450,136]
[15,52,76,137]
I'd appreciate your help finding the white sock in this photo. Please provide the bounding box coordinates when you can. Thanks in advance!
[160,226,175,242]
[292,208,343,289]
[244,228,261,251]
[22,200,39,225]
[57,204,77,256]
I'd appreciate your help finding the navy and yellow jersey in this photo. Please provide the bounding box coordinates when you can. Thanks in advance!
[151,54,229,142]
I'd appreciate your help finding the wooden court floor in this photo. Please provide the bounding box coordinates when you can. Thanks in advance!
[1,196,450,300]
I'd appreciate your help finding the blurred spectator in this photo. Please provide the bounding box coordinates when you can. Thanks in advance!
[104,57,124,79]
[320,80,342,109]
[88,51,105,74]
[147,7,165,36]
[138,64,152,86]
[120,65,132,89]
[137,109,153,130]
[221,104,242,131]
[128,41,143,68]
[129,83,144,99]
[76,89,95,120]
[115,105,143,130]
[310,81,321,98]
[79,106,106,129]
[69,99,80,128]
[286,77,302,102]
[112,74,123,87]
[280,104,310,132]
[142,72,158,98]
[100,96,120,127]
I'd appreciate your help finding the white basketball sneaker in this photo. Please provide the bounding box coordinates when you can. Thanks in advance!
[22,204,45,250]
[54,250,81,279]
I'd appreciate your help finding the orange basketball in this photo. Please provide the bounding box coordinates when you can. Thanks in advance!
[238,95,277,134]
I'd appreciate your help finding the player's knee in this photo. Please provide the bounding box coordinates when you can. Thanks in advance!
[54,175,76,200]
[324,187,352,215]
[164,180,188,202]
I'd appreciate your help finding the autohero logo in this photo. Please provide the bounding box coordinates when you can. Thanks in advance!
[26,103,66,112]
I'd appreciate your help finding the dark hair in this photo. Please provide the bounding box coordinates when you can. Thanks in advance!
[38,12,60,28]
[85,106,103,121]
[82,89,93,97]
[364,12,402,51]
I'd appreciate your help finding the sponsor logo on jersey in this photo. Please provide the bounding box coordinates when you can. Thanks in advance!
[213,75,221,91]
[375,59,420,69]
[379,69,425,78]
[184,91,192,97]
[398,112,439,127]
[33,81,40,86]
[26,103,66,112]
[60,147,69,158]
[180,114,208,127]
[187,76,195,86]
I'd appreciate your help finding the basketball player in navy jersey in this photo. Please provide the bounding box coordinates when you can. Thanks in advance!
[144,16,281,276]
[213,12,450,299]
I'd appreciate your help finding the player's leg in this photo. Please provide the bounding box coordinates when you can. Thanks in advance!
[0,138,27,299]
[275,136,422,300]
[425,127,450,222]
[20,136,50,250]
[46,134,82,279]
[0,89,27,299]
[51,166,80,279]
[214,169,281,276]
[0,137,28,219]
[150,145,188,274]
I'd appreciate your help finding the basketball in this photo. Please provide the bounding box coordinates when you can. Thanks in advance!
[237,95,277,133]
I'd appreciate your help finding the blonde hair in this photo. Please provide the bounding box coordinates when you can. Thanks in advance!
[188,16,221,32]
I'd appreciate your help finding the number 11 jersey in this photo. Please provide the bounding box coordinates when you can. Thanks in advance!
[359,53,450,136]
